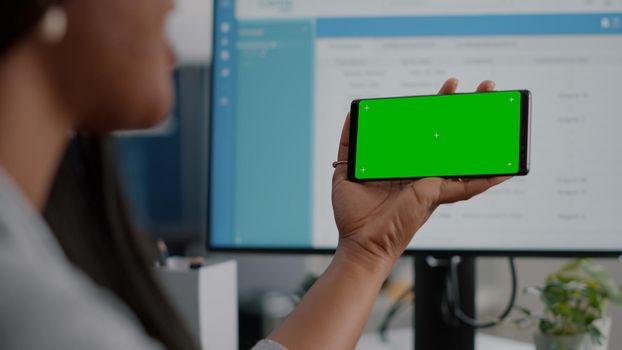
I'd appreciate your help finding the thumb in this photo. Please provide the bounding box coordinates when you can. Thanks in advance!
[333,113,350,184]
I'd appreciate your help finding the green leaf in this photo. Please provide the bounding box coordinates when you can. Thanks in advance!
[559,259,584,273]
[518,259,621,337]
[587,324,604,345]
[540,319,556,335]
[515,305,532,317]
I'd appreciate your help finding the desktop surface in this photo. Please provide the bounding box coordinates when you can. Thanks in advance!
[358,328,532,350]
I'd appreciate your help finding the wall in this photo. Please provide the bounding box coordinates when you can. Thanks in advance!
[167,0,213,65]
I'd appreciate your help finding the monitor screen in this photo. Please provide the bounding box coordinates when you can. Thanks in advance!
[209,0,622,254]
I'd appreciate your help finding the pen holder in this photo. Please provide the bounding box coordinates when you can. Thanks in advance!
[156,259,238,350]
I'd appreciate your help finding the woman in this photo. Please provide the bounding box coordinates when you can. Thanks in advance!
[0,1,507,349]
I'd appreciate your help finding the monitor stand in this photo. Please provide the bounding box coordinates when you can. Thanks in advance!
[414,255,475,350]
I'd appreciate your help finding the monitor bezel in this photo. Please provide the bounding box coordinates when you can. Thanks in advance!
[205,245,622,258]
[206,2,622,258]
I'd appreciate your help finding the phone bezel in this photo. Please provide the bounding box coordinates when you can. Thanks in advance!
[348,90,531,182]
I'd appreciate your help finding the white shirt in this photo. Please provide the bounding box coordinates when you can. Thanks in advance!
[0,170,284,350]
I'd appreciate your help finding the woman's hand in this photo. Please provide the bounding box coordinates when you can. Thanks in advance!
[332,79,510,271]
[270,79,510,350]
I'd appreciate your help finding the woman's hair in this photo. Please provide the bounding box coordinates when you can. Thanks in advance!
[0,1,50,54]
[1,3,199,350]
[44,137,199,350]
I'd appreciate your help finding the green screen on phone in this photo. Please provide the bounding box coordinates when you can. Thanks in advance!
[353,91,523,180]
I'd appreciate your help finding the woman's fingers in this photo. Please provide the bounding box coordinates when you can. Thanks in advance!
[441,78,495,95]
[437,176,510,204]
[333,114,351,184]
[438,78,459,95]
[476,80,495,92]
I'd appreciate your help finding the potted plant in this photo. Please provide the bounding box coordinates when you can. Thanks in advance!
[514,259,622,350]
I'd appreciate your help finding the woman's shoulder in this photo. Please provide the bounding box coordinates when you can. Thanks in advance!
[0,242,162,350]
[0,224,165,350]
[252,339,288,350]
[0,174,164,350]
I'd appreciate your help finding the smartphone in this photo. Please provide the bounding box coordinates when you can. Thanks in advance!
[348,90,531,182]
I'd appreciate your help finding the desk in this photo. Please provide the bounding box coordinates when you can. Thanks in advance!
[358,328,532,350]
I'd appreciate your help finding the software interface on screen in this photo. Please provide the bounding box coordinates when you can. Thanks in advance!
[210,0,622,252]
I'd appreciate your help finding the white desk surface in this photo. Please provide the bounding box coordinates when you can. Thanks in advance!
[358,328,532,350]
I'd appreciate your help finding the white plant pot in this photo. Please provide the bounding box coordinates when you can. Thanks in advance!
[533,332,587,350]
[585,317,612,350]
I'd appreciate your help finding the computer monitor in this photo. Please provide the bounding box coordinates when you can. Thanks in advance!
[209,0,622,256]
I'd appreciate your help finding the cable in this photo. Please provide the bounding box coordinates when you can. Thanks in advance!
[379,256,518,340]
[378,285,415,342]
[446,256,517,329]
